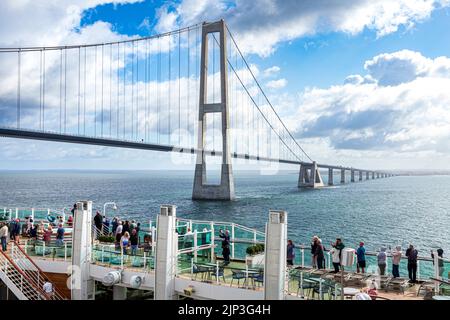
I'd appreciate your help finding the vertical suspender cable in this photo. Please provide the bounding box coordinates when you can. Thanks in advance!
[17,50,21,129]
[131,41,134,140]
[101,44,104,136]
[110,44,112,137]
[168,35,171,145]
[94,46,97,136]
[64,49,67,133]
[43,50,46,130]
[187,28,190,140]
[178,30,181,146]
[136,40,139,140]
[212,36,215,151]
[117,43,120,138]
[145,39,148,142]
[157,36,161,144]
[84,47,87,135]
[59,50,62,133]
[123,43,126,138]
[78,47,81,135]
[39,50,42,130]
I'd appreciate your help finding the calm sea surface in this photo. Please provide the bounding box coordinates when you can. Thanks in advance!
[0,171,449,256]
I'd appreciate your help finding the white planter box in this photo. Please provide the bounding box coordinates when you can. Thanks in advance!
[245,253,265,268]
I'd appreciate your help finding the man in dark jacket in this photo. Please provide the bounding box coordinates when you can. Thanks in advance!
[406,244,418,283]
[93,211,103,232]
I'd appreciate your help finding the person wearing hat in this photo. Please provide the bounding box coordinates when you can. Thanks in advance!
[356,242,366,273]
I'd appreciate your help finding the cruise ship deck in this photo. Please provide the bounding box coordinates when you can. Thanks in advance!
[1,204,449,301]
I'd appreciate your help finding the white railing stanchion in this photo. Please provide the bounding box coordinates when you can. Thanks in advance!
[301,248,304,268]
[417,260,420,280]
[191,258,194,279]
[121,251,124,268]
[143,251,147,269]
[231,223,235,259]
[216,261,219,285]
[193,231,198,262]
[15,208,18,219]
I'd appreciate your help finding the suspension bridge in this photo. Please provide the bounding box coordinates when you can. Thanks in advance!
[0,20,393,200]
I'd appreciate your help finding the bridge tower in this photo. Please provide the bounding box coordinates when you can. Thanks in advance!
[192,20,235,200]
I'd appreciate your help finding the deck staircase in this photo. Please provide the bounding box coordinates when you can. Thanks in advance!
[0,241,66,300]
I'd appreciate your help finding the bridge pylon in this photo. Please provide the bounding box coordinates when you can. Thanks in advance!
[298,161,324,189]
[192,20,235,201]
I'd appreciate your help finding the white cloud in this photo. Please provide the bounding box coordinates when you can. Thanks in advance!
[155,0,450,56]
[266,78,287,89]
[287,50,450,168]
[0,0,143,47]
[263,66,280,77]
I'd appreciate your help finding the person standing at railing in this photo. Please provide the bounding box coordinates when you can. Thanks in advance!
[43,225,52,246]
[377,247,387,276]
[219,229,231,266]
[406,244,418,283]
[311,236,319,268]
[130,229,139,256]
[391,245,402,278]
[29,224,38,241]
[123,220,131,236]
[56,224,65,247]
[315,239,326,269]
[115,221,123,249]
[11,218,20,242]
[67,215,73,227]
[287,240,295,266]
[94,211,103,235]
[111,217,118,235]
[120,231,130,255]
[356,242,366,274]
[330,238,345,273]
[0,222,8,252]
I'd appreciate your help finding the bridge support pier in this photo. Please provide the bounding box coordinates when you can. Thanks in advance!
[154,205,178,300]
[359,171,363,182]
[264,210,287,300]
[351,170,355,183]
[192,20,235,201]
[366,171,369,180]
[328,168,334,186]
[341,169,345,184]
[372,172,375,180]
[298,162,324,189]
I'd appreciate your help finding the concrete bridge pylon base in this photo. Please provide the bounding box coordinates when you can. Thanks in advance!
[298,161,324,189]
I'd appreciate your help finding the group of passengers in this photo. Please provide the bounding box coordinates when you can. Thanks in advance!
[93,211,150,256]
[0,217,66,250]
[287,237,445,284]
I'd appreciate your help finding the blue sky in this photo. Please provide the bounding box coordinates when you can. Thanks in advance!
[1,0,450,171]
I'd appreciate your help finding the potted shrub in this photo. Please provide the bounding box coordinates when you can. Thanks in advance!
[245,244,265,267]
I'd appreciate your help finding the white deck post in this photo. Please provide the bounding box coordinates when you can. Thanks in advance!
[71,200,94,300]
[264,210,288,300]
[154,205,178,300]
